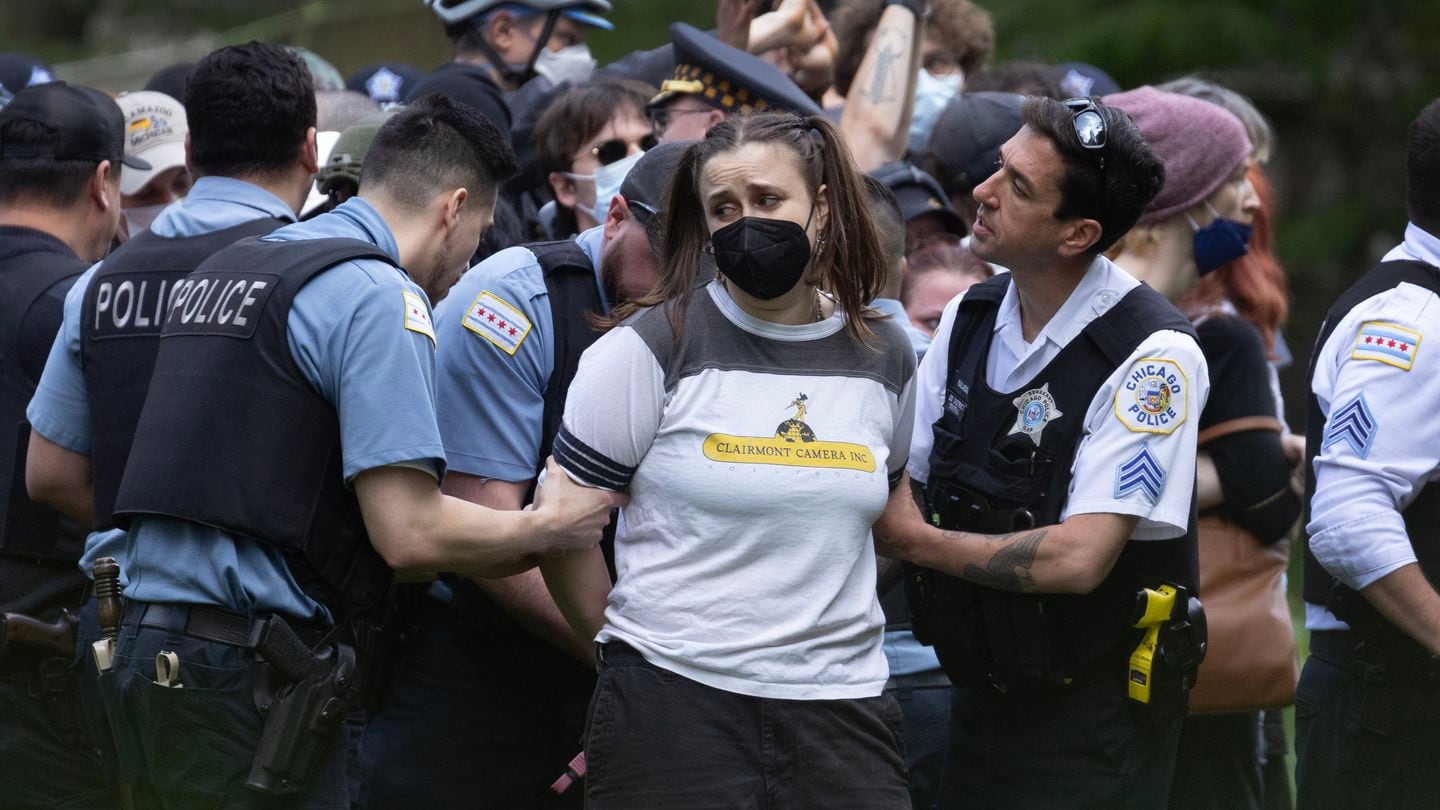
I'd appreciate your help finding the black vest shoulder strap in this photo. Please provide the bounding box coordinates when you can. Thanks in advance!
[530,239,604,469]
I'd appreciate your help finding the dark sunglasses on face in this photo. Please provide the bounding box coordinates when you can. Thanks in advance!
[591,133,659,166]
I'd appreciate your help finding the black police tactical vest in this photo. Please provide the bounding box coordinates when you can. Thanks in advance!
[0,235,86,562]
[80,218,286,531]
[112,236,400,615]
[532,239,606,467]
[1303,260,1440,611]
[920,274,1199,687]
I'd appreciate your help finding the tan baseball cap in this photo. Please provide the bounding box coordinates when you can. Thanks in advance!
[116,90,188,197]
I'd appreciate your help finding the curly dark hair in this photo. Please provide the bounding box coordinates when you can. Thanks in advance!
[831,0,995,96]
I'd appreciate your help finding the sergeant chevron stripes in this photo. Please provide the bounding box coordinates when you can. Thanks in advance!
[1322,392,1376,459]
[1114,445,1166,504]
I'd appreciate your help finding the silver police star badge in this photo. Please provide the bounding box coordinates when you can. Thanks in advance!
[1009,383,1062,444]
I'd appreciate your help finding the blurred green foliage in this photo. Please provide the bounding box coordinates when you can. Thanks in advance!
[5,0,1440,407]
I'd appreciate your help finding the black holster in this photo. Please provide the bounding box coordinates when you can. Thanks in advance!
[351,592,405,712]
[247,616,358,796]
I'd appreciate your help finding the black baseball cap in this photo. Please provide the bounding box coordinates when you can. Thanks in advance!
[925,91,1024,199]
[618,139,691,236]
[0,82,151,170]
[871,161,967,237]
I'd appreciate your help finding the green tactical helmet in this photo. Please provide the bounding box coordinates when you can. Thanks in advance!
[317,109,398,196]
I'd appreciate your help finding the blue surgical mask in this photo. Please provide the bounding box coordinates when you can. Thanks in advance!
[592,149,644,226]
[1189,203,1252,275]
[910,68,963,146]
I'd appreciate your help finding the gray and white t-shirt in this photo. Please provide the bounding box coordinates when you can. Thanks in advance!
[556,281,917,700]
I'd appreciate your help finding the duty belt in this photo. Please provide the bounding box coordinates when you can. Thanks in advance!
[133,602,337,649]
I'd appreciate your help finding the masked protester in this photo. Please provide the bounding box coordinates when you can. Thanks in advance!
[1106,86,1300,810]
[540,112,914,809]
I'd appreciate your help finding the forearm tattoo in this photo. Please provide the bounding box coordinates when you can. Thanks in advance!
[959,529,1047,593]
[860,26,908,104]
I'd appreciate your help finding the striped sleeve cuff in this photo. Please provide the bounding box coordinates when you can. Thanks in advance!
[888,465,905,491]
[553,426,636,491]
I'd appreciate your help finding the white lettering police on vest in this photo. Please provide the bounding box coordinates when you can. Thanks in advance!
[1115,357,1188,434]
[93,276,175,333]
[165,275,272,329]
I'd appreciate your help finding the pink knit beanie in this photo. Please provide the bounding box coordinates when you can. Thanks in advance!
[1102,86,1252,225]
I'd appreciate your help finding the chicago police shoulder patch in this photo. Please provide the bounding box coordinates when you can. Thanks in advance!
[1351,321,1420,371]
[1115,357,1188,434]
[402,290,435,345]
[463,290,532,356]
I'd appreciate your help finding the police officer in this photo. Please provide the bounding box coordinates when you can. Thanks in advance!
[1295,98,1440,809]
[26,44,320,793]
[0,80,146,809]
[648,22,823,142]
[316,109,398,212]
[94,93,612,806]
[356,140,684,809]
[873,96,1209,808]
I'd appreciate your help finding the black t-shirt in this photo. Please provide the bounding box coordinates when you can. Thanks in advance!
[1195,314,1300,542]
[405,61,513,137]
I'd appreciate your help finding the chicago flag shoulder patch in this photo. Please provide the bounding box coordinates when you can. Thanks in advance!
[1351,321,1420,370]
[402,290,435,344]
[463,290,532,355]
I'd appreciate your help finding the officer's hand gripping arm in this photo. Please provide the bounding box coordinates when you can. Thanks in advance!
[874,472,1138,594]
[354,463,616,574]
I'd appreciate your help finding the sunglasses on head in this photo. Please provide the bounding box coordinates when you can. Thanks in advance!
[592,133,659,166]
[1062,97,1107,170]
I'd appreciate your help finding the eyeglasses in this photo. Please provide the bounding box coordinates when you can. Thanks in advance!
[1062,97,1106,170]
[645,106,711,133]
[591,133,659,166]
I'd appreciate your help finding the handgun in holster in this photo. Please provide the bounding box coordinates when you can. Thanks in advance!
[1127,583,1206,708]
[247,616,359,796]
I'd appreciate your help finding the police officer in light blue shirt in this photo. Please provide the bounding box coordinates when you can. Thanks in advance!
[27,174,301,584]
[24,43,320,797]
[78,95,614,808]
[357,139,684,809]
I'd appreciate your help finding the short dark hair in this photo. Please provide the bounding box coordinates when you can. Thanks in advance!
[1020,96,1165,255]
[363,94,519,209]
[1407,99,1440,233]
[185,41,316,178]
[0,117,115,207]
